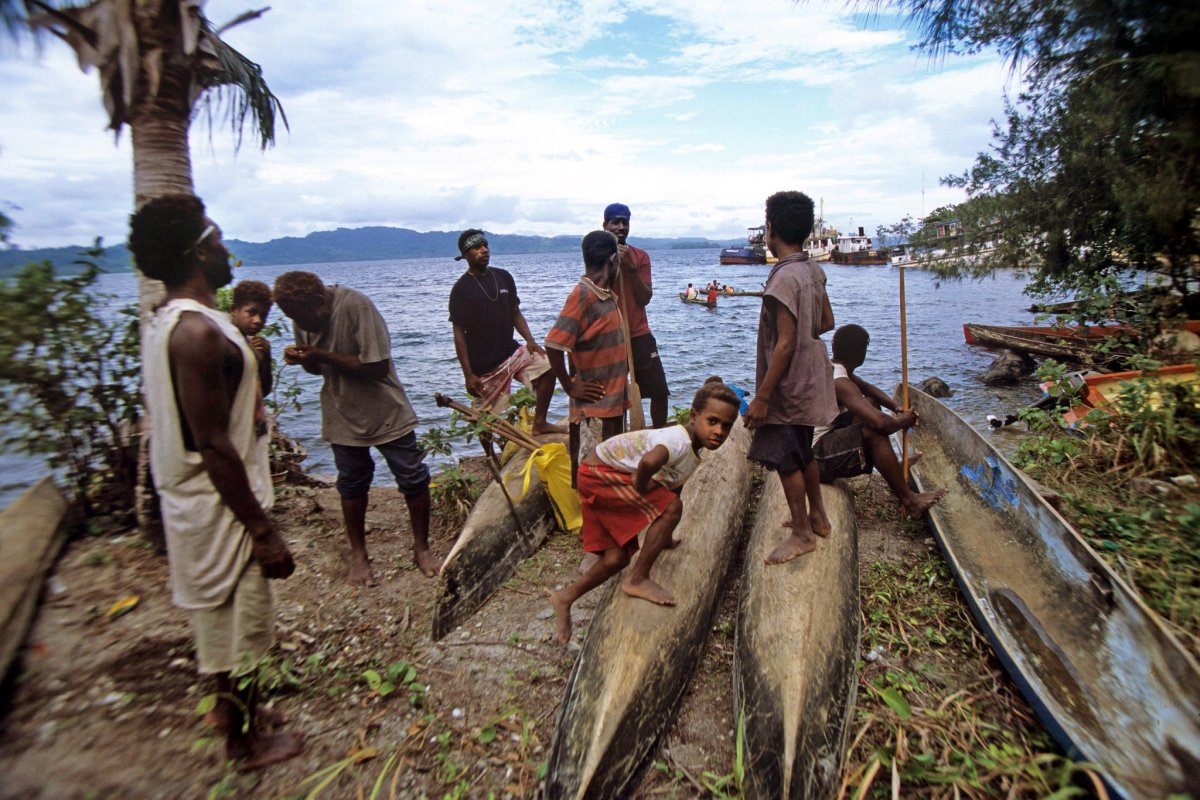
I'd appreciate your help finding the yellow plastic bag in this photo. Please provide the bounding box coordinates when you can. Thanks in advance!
[511,442,581,533]
[498,407,533,467]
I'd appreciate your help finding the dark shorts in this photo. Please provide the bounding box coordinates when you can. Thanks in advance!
[814,420,873,482]
[747,424,814,473]
[630,333,669,400]
[331,431,431,499]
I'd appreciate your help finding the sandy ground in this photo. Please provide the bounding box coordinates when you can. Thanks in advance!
[0,465,1004,800]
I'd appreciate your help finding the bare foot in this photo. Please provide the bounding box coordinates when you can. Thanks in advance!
[902,488,948,519]
[622,578,677,606]
[348,555,375,586]
[234,731,305,771]
[533,421,569,436]
[809,511,832,538]
[414,548,441,578]
[765,533,817,565]
[549,590,573,645]
[666,538,683,549]
[578,552,600,575]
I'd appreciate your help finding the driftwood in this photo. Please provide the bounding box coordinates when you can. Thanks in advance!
[0,478,68,682]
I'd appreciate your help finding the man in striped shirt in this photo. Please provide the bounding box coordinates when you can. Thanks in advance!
[544,230,629,481]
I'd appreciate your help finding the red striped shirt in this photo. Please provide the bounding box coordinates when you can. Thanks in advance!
[545,278,628,421]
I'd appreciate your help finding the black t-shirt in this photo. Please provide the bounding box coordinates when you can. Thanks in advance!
[448,267,522,375]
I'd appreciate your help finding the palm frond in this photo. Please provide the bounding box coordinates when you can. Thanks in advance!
[194,28,287,151]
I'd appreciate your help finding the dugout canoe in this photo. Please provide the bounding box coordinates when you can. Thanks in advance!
[432,447,559,641]
[733,477,860,799]
[962,322,1132,365]
[544,423,752,800]
[1,478,68,682]
[898,385,1200,799]
[678,291,716,308]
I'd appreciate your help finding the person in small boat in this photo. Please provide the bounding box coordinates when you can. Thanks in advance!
[130,194,304,770]
[229,279,274,437]
[684,283,698,300]
[816,324,948,517]
[550,377,741,645]
[447,229,563,436]
[544,230,629,483]
[603,202,673,428]
[744,190,838,565]
[274,270,438,584]
[706,285,719,304]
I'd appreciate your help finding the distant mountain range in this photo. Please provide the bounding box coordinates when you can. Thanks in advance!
[0,226,728,276]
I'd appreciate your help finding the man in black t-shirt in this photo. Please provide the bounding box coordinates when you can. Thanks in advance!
[448,229,563,435]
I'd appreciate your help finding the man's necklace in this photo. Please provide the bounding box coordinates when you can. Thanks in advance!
[470,269,500,302]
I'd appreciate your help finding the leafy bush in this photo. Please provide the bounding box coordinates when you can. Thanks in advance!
[0,252,141,524]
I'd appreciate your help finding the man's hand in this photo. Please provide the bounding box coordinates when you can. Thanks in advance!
[617,244,636,272]
[525,341,547,357]
[464,374,484,398]
[248,521,295,579]
[283,344,323,369]
[896,409,919,429]
[282,344,306,365]
[565,377,606,403]
[743,396,769,429]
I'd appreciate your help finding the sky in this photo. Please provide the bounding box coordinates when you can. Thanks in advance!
[0,0,1019,249]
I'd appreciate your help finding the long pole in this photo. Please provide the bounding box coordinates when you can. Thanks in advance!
[899,265,910,482]
[618,269,646,431]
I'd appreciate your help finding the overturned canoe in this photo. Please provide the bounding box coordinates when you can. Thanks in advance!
[900,385,1200,799]
[545,424,752,799]
[734,477,860,799]
[1,478,68,682]
[432,448,559,641]
[962,322,1132,365]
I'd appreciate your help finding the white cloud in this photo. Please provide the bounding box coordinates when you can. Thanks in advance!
[0,0,1015,248]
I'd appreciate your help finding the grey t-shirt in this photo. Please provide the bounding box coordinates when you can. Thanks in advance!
[755,253,838,426]
[296,286,419,446]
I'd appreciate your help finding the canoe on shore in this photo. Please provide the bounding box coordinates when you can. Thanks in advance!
[678,292,716,308]
[1057,363,1199,428]
[962,322,1133,365]
[733,477,860,799]
[432,447,560,641]
[1,478,68,682]
[544,424,752,800]
[899,385,1200,799]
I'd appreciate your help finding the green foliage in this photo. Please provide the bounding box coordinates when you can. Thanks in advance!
[0,254,141,522]
[429,465,480,529]
[875,0,1199,318]
[361,660,426,706]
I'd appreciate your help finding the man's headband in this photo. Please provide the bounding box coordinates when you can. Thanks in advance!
[455,232,488,260]
[185,224,216,256]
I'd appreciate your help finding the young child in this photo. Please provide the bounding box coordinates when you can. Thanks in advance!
[743,190,839,565]
[229,279,274,436]
[550,377,741,646]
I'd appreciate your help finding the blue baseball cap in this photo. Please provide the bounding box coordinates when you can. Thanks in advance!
[604,203,631,221]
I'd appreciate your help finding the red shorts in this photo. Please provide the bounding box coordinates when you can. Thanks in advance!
[577,461,678,554]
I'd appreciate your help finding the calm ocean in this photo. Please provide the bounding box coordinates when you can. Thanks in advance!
[0,249,1047,506]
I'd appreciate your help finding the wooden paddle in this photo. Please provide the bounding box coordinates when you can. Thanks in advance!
[617,265,646,431]
[899,264,910,482]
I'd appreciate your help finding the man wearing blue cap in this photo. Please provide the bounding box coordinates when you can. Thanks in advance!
[603,203,671,428]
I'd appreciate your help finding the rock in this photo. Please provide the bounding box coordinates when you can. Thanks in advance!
[980,349,1036,386]
[1169,474,1198,489]
[535,607,554,621]
[1131,477,1181,499]
[917,377,952,397]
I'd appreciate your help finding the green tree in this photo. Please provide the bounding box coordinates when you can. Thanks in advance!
[871,0,1199,321]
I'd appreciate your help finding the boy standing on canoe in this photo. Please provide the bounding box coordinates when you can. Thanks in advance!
[273,271,438,584]
[544,231,629,478]
[603,203,672,428]
[448,229,563,436]
[550,377,741,644]
[744,190,839,564]
[130,195,303,770]
[815,324,948,516]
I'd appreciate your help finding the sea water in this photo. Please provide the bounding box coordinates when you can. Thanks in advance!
[0,249,1049,507]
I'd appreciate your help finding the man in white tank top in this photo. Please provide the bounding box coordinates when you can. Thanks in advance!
[130,194,303,770]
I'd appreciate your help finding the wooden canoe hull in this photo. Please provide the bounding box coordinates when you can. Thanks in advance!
[432,453,557,640]
[962,322,1130,364]
[678,292,716,307]
[734,477,860,799]
[899,385,1200,799]
[1,477,68,682]
[544,424,752,800]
